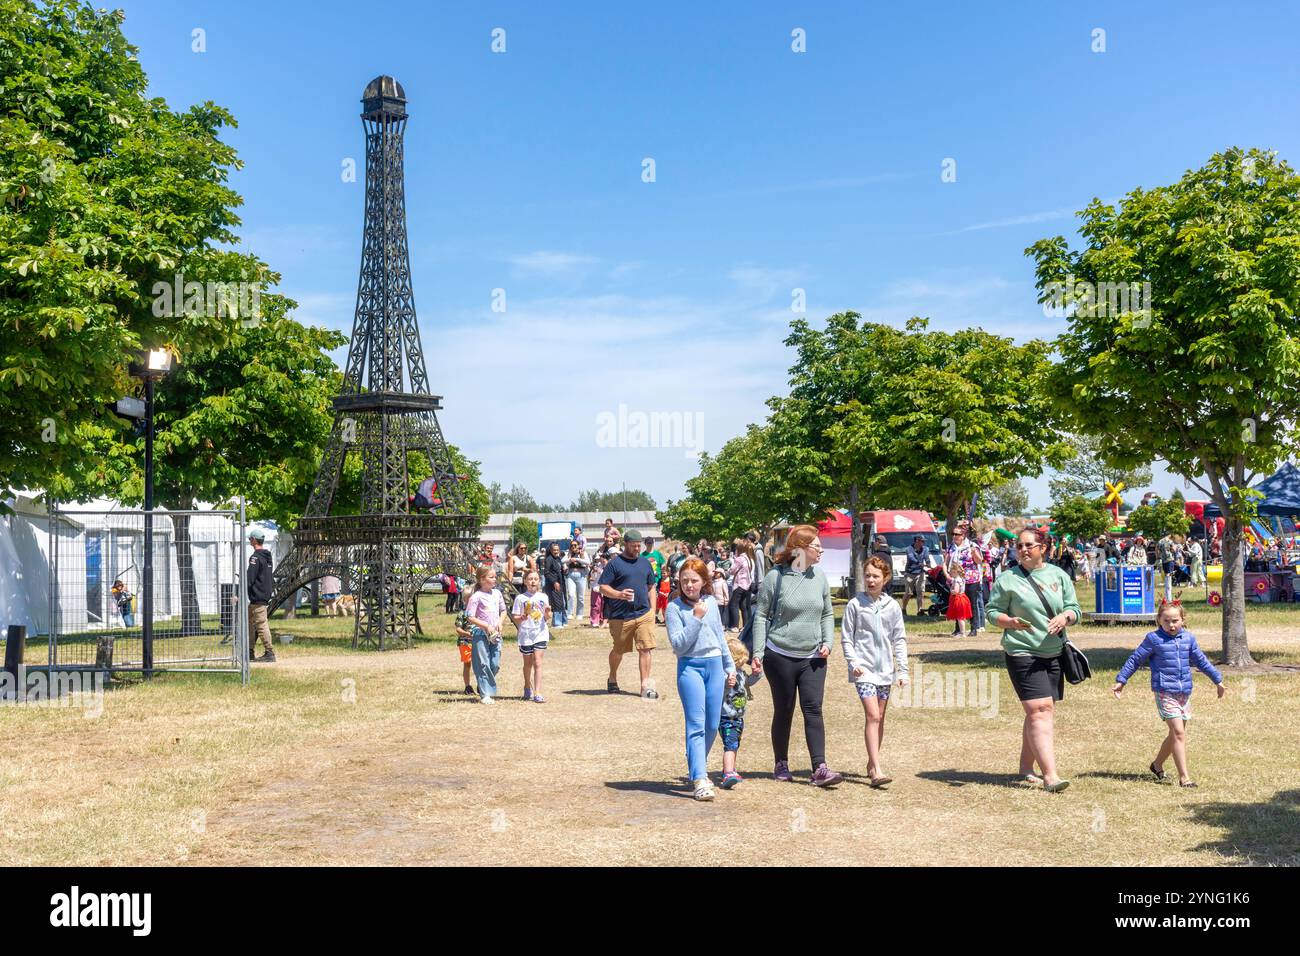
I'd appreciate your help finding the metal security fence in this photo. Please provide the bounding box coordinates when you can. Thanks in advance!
[47,505,248,680]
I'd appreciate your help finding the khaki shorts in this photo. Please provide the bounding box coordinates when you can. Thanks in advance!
[609,610,657,653]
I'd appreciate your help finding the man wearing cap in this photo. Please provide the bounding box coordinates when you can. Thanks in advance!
[598,528,658,698]
[247,529,276,663]
[900,534,933,616]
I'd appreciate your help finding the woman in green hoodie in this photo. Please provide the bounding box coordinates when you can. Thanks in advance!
[986,527,1081,793]
[751,524,843,788]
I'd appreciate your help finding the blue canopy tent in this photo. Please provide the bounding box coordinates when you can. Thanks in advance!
[1203,462,1300,518]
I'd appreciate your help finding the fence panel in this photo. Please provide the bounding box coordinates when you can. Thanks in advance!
[47,506,247,679]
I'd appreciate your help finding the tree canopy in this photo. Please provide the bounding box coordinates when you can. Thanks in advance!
[1049,433,1152,507]
[983,478,1030,517]
[1050,495,1111,545]
[1028,147,1300,663]
[1,0,265,502]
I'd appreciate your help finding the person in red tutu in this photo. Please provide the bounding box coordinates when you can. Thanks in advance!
[944,546,973,635]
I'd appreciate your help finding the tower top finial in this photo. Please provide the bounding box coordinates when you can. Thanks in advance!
[362,75,407,118]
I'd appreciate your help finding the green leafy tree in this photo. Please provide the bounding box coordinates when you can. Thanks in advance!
[824,317,1071,562]
[658,420,828,546]
[72,303,346,632]
[1049,433,1152,506]
[487,482,559,514]
[571,487,656,513]
[1028,147,1300,664]
[776,313,894,589]
[1125,495,1192,543]
[1050,495,1111,546]
[509,516,538,551]
[1,1,263,502]
[983,479,1030,517]
[334,444,488,523]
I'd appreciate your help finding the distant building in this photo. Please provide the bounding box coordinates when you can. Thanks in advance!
[479,511,663,557]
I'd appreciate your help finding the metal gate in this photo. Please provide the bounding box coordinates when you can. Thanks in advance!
[47,504,249,681]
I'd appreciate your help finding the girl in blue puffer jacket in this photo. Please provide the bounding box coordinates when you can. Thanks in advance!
[1112,600,1225,788]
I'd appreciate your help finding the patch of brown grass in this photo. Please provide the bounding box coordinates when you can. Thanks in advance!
[1,600,1296,867]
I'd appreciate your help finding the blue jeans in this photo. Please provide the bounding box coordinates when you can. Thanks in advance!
[119,610,134,628]
[676,655,725,781]
[565,570,586,618]
[548,583,567,627]
[471,626,501,698]
[564,567,585,621]
[966,583,986,631]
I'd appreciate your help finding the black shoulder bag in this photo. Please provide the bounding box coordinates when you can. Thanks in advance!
[1015,565,1092,685]
[739,565,784,655]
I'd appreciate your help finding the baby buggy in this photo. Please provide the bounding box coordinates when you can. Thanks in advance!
[925,565,952,617]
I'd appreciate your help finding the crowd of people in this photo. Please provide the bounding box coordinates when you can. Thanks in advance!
[929,525,1218,639]
[446,519,1227,800]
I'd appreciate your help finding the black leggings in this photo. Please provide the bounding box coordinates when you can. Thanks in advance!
[763,651,828,768]
[727,587,747,631]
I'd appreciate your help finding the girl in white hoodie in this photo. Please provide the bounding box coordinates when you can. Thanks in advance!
[841,556,909,788]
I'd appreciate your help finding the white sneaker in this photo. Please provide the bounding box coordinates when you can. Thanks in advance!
[693,779,715,801]
[480,696,494,705]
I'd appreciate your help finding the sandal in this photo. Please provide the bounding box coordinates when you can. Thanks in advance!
[606,681,619,694]
[1023,772,1044,785]
[1179,781,1198,788]
[869,775,893,789]
[1149,761,1166,781]
[532,694,546,703]
[1043,779,1071,793]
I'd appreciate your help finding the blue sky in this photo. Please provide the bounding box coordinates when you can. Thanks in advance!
[115,1,1300,510]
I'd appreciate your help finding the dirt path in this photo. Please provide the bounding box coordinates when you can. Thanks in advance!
[186,623,1300,866]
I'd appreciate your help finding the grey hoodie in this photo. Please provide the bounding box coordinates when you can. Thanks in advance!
[840,591,908,686]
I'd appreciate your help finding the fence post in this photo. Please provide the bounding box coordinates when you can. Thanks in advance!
[46,498,56,668]
[239,497,249,685]
[4,625,25,702]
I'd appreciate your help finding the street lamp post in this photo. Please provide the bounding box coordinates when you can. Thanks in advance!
[131,348,175,678]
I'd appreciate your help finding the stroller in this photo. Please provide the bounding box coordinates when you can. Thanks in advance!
[925,565,952,617]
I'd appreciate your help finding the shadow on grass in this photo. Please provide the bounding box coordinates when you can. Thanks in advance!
[1189,788,1300,865]
[1076,769,1157,784]
[915,768,1026,790]
[912,647,1144,671]
[604,780,694,799]
[563,688,639,697]
[912,649,1005,668]
[430,690,482,704]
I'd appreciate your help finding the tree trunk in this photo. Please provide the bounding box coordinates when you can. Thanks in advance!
[943,493,963,546]
[848,482,863,594]
[168,511,204,636]
[1220,515,1254,666]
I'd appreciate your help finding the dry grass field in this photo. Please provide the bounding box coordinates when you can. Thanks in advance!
[2,587,1298,867]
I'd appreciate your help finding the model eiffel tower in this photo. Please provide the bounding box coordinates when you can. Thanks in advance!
[270,76,481,650]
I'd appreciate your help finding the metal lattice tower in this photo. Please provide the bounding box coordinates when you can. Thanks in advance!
[270,76,481,650]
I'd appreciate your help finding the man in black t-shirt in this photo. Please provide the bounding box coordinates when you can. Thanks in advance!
[598,529,658,699]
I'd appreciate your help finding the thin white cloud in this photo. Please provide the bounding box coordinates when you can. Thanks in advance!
[425,292,790,505]
[507,251,600,276]
[944,207,1079,235]
[727,265,805,302]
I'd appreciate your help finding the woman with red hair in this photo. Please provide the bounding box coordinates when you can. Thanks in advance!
[751,524,843,788]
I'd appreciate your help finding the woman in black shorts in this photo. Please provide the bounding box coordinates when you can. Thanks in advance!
[986,527,1081,793]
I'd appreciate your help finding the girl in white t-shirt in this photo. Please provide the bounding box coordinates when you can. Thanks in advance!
[465,565,508,704]
[510,569,552,703]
